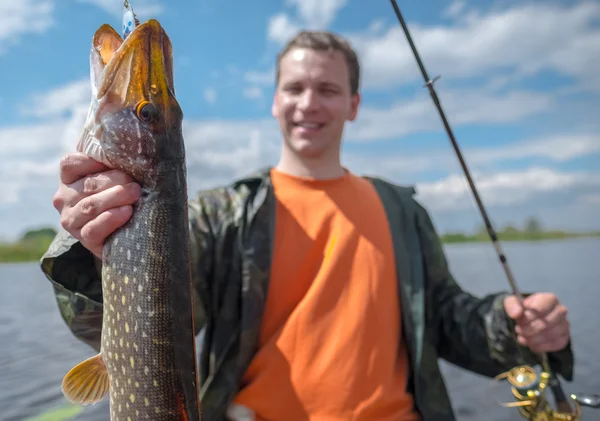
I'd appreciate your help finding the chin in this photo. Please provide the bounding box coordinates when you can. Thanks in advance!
[288,137,329,158]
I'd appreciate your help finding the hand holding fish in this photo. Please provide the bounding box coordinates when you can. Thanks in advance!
[504,292,571,353]
[52,152,141,259]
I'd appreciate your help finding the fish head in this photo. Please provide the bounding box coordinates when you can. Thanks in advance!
[79,19,183,187]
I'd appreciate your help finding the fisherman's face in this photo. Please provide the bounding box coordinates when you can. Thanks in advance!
[272,47,360,160]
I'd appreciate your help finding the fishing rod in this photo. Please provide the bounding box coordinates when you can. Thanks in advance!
[386,1,598,419]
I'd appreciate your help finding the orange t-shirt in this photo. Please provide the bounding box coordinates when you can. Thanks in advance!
[232,169,420,421]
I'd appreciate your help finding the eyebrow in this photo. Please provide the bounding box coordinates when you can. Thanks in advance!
[281,80,343,90]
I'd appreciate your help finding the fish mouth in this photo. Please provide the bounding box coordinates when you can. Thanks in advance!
[78,19,178,168]
[96,19,175,110]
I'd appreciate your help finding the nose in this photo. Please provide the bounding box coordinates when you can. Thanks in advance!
[297,89,319,112]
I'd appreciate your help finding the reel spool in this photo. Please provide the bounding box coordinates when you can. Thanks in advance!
[491,365,581,421]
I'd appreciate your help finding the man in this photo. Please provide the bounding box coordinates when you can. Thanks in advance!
[42,30,573,421]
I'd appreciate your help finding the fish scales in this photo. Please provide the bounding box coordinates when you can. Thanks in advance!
[60,18,201,421]
[102,179,195,420]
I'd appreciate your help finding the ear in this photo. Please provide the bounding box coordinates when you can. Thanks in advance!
[271,92,279,119]
[347,92,361,121]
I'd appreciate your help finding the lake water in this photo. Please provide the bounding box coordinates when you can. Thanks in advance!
[0,237,598,421]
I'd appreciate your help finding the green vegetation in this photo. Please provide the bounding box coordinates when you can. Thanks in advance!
[1,217,599,262]
[0,227,58,263]
[23,402,83,421]
[440,217,600,244]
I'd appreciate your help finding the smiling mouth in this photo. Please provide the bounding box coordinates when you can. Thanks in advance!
[293,122,325,130]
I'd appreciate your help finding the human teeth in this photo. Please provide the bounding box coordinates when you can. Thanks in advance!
[298,123,320,128]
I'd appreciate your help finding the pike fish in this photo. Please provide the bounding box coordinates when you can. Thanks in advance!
[60,18,201,421]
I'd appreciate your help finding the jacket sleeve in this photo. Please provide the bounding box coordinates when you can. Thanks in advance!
[40,229,104,352]
[39,199,216,352]
[414,201,574,381]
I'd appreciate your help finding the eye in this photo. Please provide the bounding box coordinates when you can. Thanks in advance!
[135,100,158,123]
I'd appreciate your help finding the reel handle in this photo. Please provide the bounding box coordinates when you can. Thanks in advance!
[571,393,600,408]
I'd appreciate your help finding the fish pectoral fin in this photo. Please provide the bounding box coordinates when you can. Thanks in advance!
[61,353,109,405]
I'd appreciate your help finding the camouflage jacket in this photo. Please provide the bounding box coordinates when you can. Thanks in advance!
[40,167,574,421]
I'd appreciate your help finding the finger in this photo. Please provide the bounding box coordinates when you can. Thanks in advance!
[525,321,570,348]
[60,153,111,185]
[66,183,140,231]
[504,295,524,320]
[523,293,558,317]
[527,331,571,353]
[54,170,134,213]
[515,305,568,337]
[80,205,134,257]
[66,170,135,206]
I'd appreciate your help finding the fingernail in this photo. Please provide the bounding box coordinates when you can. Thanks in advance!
[127,182,141,195]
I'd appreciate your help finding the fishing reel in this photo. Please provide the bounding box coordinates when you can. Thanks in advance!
[492,365,582,421]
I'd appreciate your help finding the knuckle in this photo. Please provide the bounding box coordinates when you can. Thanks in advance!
[52,191,65,211]
[60,213,74,231]
[556,305,568,320]
[59,154,77,175]
[80,222,99,243]
[83,176,99,194]
[80,199,99,217]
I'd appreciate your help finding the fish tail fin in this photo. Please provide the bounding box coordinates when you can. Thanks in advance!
[61,353,109,405]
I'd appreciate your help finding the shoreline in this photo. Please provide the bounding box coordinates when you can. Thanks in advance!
[439,231,600,244]
[2,231,598,264]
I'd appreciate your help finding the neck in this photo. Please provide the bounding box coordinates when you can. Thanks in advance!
[276,146,345,180]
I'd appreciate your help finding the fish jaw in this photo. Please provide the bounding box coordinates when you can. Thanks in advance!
[78,19,183,188]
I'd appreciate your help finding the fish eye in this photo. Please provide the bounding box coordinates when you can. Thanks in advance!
[136,100,158,123]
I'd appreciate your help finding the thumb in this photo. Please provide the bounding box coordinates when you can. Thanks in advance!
[504,295,524,320]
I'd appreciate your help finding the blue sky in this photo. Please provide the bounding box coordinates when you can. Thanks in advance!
[0,0,599,241]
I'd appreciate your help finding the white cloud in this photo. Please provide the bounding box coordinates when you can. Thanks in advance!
[0,116,78,213]
[285,0,348,29]
[0,75,580,208]
[346,88,554,142]
[0,123,64,158]
[0,157,60,205]
[267,0,349,44]
[468,134,600,164]
[183,119,280,183]
[0,0,54,55]
[204,88,217,104]
[348,2,600,91]
[18,79,90,118]
[345,133,600,188]
[0,78,93,213]
[243,86,264,100]
[444,0,466,19]
[415,167,600,212]
[268,13,300,45]
[2,24,599,242]
[580,194,600,205]
[244,70,274,86]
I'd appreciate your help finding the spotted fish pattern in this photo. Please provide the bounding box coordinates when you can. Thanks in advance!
[59,17,201,421]
[97,189,198,420]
